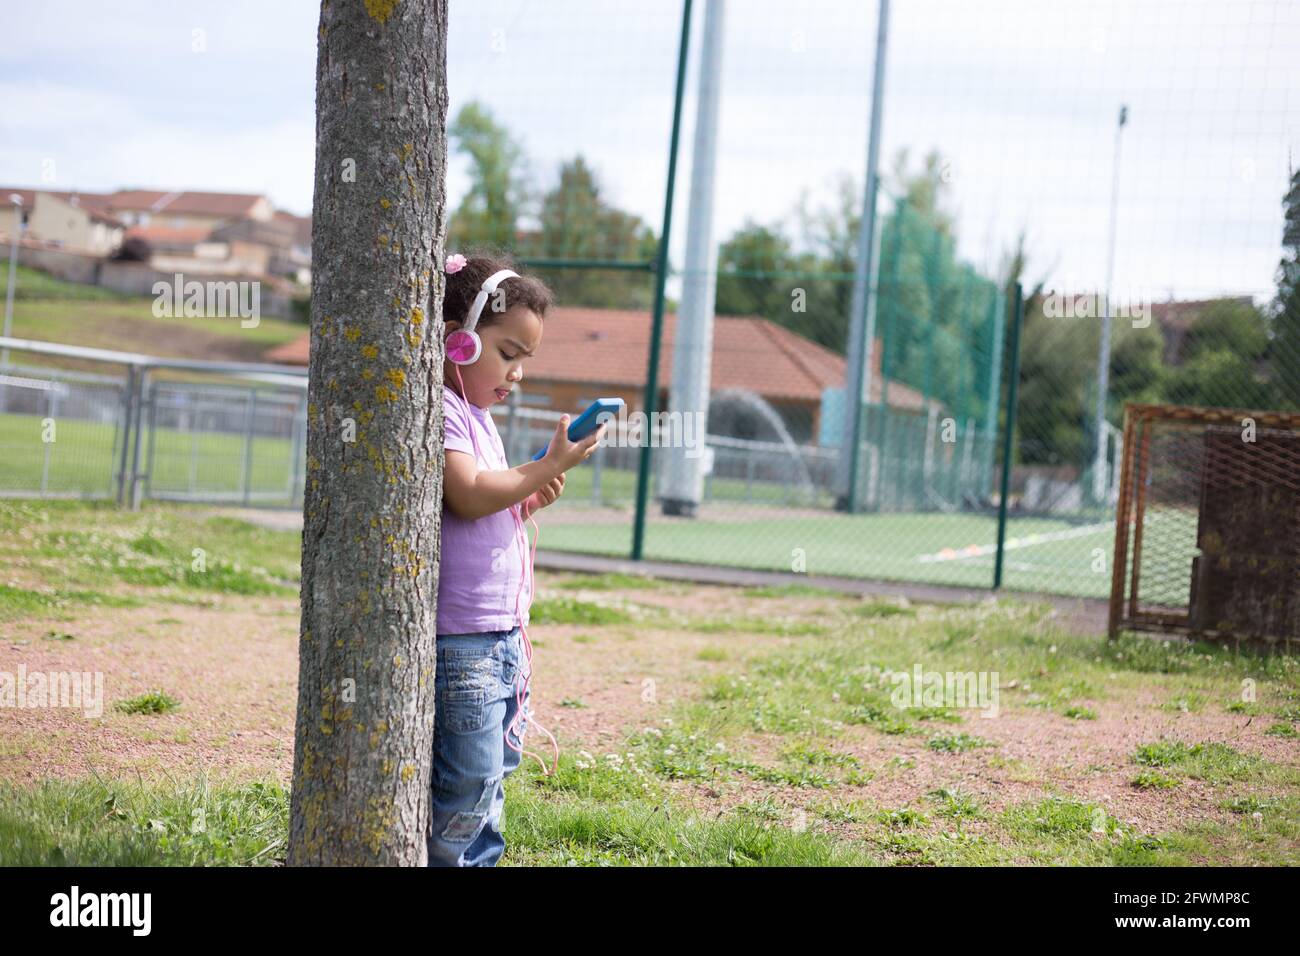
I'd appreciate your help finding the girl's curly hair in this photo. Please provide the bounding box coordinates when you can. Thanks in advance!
[443,248,553,330]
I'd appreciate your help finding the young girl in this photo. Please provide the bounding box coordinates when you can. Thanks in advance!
[427,250,606,868]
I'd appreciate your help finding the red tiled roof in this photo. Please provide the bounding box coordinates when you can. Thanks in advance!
[108,189,267,218]
[265,306,928,410]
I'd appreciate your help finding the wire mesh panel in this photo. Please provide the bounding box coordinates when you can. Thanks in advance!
[1109,404,1300,651]
[0,364,126,499]
[145,380,307,507]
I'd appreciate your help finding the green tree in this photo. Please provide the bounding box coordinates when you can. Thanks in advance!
[1164,298,1275,408]
[715,220,795,318]
[448,101,530,249]
[529,155,657,309]
[1108,323,1166,405]
[1271,166,1300,408]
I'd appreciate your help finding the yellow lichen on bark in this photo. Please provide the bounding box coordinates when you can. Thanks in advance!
[362,0,400,25]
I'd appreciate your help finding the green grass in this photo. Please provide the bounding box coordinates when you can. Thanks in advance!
[926,732,997,753]
[0,500,300,617]
[0,583,143,622]
[115,690,182,715]
[528,596,631,626]
[0,775,287,866]
[2,266,305,352]
[554,571,675,592]
[0,265,131,302]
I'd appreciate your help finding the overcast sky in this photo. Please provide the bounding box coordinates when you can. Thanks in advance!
[2,0,1297,303]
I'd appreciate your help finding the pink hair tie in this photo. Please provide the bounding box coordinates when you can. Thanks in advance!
[445,253,468,274]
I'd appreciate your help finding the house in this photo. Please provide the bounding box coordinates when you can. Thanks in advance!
[265,306,928,445]
[0,189,125,254]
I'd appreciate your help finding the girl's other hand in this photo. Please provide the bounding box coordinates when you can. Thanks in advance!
[523,473,565,518]
[542,415,607,473]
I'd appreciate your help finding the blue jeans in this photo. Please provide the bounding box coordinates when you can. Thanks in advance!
[427,626,532,867]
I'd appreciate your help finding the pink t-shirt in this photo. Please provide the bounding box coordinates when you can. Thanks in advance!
[437,385,532,635]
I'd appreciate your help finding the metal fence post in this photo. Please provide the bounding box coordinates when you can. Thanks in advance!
[993,283,1025,589]
[242,387,258,507]
[144,379,159,503]
[115,365,137,507]
[288,391,306,505]
[129,368,150,511]
[631,0,692,561]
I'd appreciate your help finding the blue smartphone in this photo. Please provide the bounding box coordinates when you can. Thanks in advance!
[531,397,624,461]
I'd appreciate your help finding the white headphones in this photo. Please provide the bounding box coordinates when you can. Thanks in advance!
[446,268,519,366]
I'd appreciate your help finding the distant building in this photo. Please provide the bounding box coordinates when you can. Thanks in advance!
[0,189,125,255]
[0,186,310,286]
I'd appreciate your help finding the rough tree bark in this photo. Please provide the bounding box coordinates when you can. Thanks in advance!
[288,0,448,866]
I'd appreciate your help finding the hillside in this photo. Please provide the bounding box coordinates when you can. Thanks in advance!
[0,265,306,370]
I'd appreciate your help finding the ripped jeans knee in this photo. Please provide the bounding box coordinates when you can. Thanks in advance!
[438,772,501,843]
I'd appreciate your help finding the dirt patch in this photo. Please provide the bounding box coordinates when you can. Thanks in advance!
[0,599,300,787]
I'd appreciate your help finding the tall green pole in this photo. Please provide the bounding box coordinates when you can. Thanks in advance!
[631,0,692,561]
[993,282,1025,590]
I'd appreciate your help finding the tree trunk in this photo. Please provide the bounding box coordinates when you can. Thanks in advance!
[289,0,448,866]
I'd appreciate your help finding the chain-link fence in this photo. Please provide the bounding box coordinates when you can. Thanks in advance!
[0,339,307,509]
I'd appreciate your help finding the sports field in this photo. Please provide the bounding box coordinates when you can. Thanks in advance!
[539,507,1118,598]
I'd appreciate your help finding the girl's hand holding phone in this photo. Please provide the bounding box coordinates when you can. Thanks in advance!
[542,414,607,473]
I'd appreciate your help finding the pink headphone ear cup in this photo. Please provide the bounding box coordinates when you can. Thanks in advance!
[446,329,481,365]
